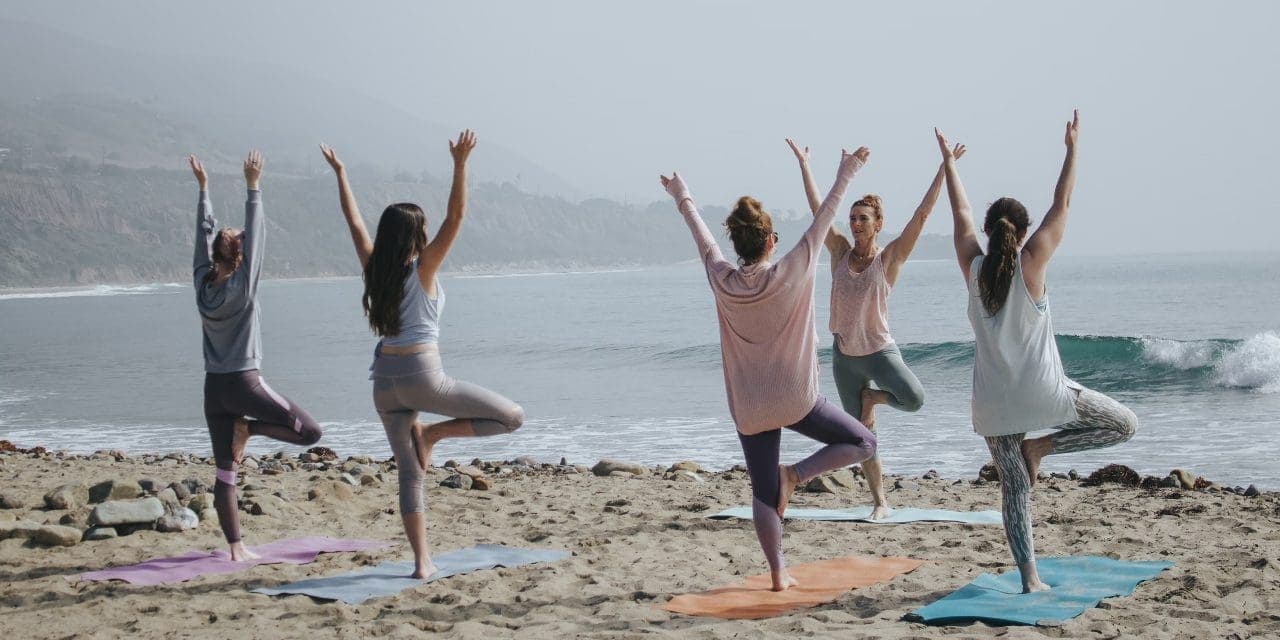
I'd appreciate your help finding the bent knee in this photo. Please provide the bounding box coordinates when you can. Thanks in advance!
[504,404,525,431]
[900,389,925,413]
[1116,406,1138,442]
[299,425,323,446]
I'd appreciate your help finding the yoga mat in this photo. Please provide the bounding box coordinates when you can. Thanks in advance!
[254,543,569,604]
[73,536,390,586]
[662,555,923,619]
[910,556,1174,626]
[709,506,1002,525]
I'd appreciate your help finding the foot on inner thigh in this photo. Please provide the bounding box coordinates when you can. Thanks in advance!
[411,422,438,472]
[411,560,438,579]
[231,418,250,464]
[1021,437,1051,487]
[228,541,260,562]
[777,464,800,520]
[770,567,799,592]
[859,387,884,428]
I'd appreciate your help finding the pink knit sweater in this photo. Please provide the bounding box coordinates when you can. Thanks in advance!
[665,156,864,434]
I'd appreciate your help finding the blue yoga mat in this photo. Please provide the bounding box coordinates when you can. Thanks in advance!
[708,506,1002,525]
[253,543,569,604]
[910,556,1173,626]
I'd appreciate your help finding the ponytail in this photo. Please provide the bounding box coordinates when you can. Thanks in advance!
[978,197,1031,315]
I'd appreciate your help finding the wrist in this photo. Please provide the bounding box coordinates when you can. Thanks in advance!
[246,182,260,191]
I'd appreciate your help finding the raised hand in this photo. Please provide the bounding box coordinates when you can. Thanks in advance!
[449,129,477,165]
[952,143,967,161]
[319,143,344,173]
[785,138,810,164]
[1064,109,1080,149]
[659,172,690,201]
[242,150,263,189]
[935,128,955,159]
[188,155,207,190]
[840,146,870,173]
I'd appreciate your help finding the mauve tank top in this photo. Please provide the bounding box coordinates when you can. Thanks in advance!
[829,248,895,357]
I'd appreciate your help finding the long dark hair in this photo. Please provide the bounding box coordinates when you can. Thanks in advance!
[724,196,773,266]
[363,203,428,336]
[978,197,1031,315]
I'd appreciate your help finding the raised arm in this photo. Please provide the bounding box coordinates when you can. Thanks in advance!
[788,147,868,265]
[936,129,982,281]
[786,138,847,254]
[660,172,727,269]
[881,143,966,283]
[1022,109,1079,280]
[319,144,373,269]
[189,155,215,285]
[416,129,475,290]
[240,151,266,295]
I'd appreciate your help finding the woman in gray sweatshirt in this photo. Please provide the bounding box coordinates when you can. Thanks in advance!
[191,152,323,561]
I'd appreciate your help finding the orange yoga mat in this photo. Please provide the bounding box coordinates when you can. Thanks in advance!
[661,555,924,619]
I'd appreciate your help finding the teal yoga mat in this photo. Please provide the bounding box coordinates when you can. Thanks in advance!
[910,556,1173,626]
[708,506,1002,525]
[253,543,569,604]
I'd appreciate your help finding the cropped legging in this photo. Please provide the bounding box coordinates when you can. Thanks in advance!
[204,370,322,543]
[372,348,524,515]
[832,342,924,459]
[985,382,1137,565]
[738,396,877,574]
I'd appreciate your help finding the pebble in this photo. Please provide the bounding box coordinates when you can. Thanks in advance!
[83,526,118,541]
[591,460,649,477]
[188,494,215,512]
[339,473,360,486]
[138,478,162,494]
[240,458,259,470]
[43,484,89,511]
[471,477,492,491]
[156,488,182,512]
[156,507,200,532]
[456,465,485,479]
[894,479,921,491]
[307,481,354,502]
[248,495,287,517]
[168,482,191,501]
[0,520,41,540]
[32,524,82,547]
[89,497,164,527]
[671,470,704,483]
[805,476,841,494]
[0,493,27,509]
[669,460,702,474]
[359,474,380,486]
[89,480,141,503]
[978,462,1000,482]
[1244,484,1261,497]
[1171,468,1197,490]
[440,474,473,490]
[58,513,86,528]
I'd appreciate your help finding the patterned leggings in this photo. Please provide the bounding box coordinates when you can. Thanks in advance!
[985,382,1137,565]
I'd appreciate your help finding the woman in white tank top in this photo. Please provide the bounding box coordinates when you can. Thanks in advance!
[786,138,964,520]
[938,112,1137,593]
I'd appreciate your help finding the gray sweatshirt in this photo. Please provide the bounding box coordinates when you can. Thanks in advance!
[193,189,264,373]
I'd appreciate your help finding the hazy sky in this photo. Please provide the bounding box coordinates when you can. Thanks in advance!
[6,1,1279,254]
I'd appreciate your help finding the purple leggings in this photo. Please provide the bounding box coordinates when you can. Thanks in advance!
[737,395,876,573]
[204,370,322,543]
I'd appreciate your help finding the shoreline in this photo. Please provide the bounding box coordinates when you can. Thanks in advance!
[2,440,1277,638]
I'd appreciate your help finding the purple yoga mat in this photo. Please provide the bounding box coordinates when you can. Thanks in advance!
[73,536,390,586]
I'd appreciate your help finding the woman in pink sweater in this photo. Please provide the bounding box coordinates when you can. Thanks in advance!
[659,147,876,592]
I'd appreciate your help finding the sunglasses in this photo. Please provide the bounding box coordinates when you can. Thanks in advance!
[770,232,779,242]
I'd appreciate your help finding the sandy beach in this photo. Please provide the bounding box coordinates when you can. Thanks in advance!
[1,445,1276,639]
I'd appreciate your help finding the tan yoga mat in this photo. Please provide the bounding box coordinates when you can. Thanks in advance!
[661,555,924,619]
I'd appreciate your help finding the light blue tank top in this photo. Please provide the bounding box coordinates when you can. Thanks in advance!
[381,259,444,346]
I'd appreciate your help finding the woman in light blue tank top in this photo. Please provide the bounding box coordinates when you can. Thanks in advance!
[321,131,524,580]
[938,113,1137,593]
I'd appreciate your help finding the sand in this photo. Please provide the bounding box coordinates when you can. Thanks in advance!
[1,448,1277,639]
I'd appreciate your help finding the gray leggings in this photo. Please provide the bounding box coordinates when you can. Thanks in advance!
[832,342,925,457]
[985,382,1137,565]
[372,351,524,515]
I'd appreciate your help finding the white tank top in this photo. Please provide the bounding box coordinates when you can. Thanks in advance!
[829,248,895,357]
[966,254,1077,436]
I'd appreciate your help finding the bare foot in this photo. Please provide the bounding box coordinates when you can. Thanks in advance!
[859,387,882,428]
[1022,579,1052,593]
[1021,437,1051,487]
[231,418,250,464]
[228,541,260,562]
[411,561,438,579]
[411,422,437,472]
[869,504,891,520]
[1017,561,1051,593]
[770,568,799,592]
[776,464,800,520]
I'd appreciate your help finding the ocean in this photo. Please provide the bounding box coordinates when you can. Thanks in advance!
[2,253,1278,488]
